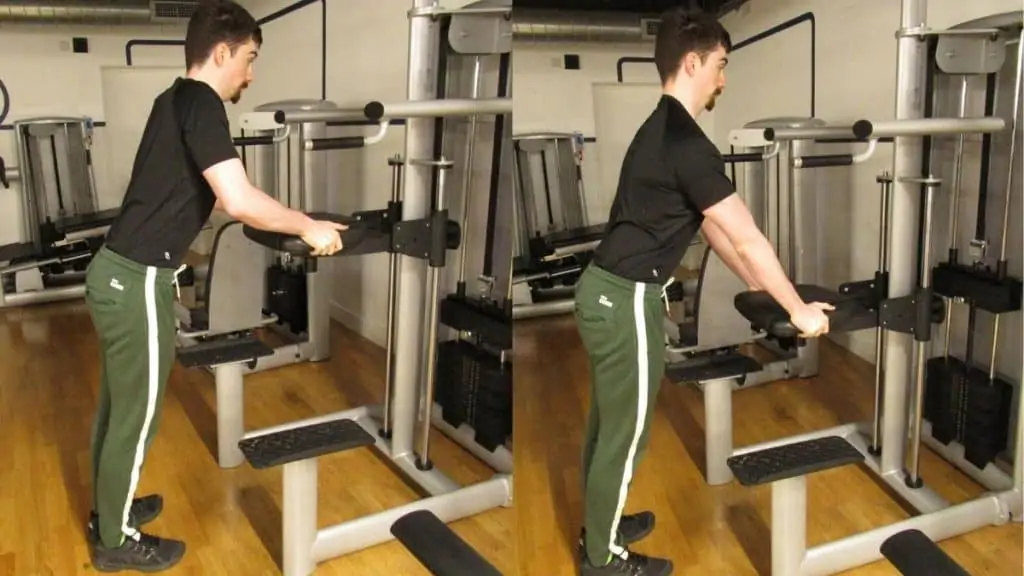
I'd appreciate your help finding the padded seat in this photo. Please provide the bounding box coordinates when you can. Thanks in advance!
[734,284,877,338]
[243,212,389,257]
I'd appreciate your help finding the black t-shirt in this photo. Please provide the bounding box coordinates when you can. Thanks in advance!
[592,95,734,285]
[104,77,239,268]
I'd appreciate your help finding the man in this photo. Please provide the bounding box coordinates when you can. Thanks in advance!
[83,1,346,572]
[574,7,834,576]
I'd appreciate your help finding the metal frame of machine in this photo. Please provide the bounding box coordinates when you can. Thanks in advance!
[0,116,117,309]
[703,7,1022,575]
[174,4,513,573]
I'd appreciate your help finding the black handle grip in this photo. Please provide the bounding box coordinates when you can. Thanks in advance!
[308,137,366,151]
[233,136,276,147]
[364,101,385,121]
[796,154,853,168]
[0,155,7,189]
[722,153,764,164]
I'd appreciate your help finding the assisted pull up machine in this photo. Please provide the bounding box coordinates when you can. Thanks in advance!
[200,2,515,575]
[712,9,1022,576]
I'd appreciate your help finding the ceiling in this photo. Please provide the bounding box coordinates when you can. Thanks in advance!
[511,0,749,15]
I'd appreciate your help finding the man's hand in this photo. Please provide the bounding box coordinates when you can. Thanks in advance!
[301,220,348,256]
[789,301,835,337]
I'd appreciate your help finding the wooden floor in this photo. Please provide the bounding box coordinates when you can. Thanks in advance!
[0,299,513,575]
[514,313,1023,576]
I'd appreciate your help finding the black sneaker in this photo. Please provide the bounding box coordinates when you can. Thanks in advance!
[580,549,673,576]
[86,495,164,543]
[579,511,656,548]
[90,531,186,573]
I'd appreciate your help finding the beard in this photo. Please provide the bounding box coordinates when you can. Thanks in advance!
[705,88,722,112]
[229,82,249,105]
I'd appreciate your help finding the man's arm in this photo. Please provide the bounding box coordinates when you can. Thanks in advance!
[181,90,314,235]
[700,219,761,290]
[681,147,804,315]
[702,194,804,313]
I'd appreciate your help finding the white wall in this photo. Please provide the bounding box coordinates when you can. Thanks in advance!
[0,22,184,246]
[512,43,654,225]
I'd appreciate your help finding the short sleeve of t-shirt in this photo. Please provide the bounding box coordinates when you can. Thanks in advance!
[677,142,735,212]
[175,83,239,172]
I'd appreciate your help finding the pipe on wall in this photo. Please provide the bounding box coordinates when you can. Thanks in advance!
[0,0,162,25]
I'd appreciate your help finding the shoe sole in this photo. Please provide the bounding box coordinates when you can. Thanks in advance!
[91,550,184,573]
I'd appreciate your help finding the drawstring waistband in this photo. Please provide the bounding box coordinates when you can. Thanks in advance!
[172,264,188,301]
[660,276,675,313]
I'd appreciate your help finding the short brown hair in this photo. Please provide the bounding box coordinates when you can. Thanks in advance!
[185,0,263,69]
[654,7,732,84]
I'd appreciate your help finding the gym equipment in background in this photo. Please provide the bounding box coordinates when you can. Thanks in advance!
[0,117,118,308]
[715,8,1022,575]
[511,131,604,319]
[432,32,514,472]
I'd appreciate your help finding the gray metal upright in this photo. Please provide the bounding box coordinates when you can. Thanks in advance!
[881,0,927,479]
[391,0,441,466]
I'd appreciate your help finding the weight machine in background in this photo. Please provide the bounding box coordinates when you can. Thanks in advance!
[0,117,119,309]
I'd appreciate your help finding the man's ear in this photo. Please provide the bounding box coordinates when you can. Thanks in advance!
[681,52,699,77]
[212,42,228,66]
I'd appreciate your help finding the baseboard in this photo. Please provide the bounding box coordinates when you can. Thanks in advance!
[330,300,387,348]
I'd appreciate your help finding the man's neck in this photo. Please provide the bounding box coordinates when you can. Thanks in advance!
[185,68,225,101]
[662,85,701,119]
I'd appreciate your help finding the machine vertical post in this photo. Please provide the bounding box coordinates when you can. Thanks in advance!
[881,0,927,476]
[390,0,442,459]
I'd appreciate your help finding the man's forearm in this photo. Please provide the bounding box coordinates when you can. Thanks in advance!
[701,220,761,289]
[227,186,315,235]
[736,236,804,314]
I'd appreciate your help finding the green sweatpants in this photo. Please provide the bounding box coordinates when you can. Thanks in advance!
[85,246,177,548]
[574,264,665,565]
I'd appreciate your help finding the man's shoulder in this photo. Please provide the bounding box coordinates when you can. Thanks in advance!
[675,135,721,161]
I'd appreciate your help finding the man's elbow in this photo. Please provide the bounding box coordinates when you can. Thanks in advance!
[216,194,247,221]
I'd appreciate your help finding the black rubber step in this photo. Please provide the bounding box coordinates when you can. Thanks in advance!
[177,335,273,369]
[238,418,375,469]
[391,509,502,576]
[880,529,970,576]
[726,435,863,486]
[666,351,762,384]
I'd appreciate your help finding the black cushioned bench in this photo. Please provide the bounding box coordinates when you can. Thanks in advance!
[666,350,763,384]
[734,284,877,339]
[880,529,971,576]
[391,509,503,576]
[176,334,274,370]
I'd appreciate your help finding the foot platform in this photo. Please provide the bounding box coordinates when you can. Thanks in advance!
[238,418,375,469]
[177,335,274,369]
[880,529,970,576]
[666,351,762,384]
[391,509,502,576]
[726,436,863,486]
[734,284,877,339]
